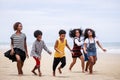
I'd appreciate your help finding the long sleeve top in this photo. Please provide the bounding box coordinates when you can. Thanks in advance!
[74,37,84,46]
[30,40,51,57]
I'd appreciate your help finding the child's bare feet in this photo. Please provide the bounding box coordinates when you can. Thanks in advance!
[32,70,37,75]
[89,71,93,74]
[82,70,85,73]
[53,72,55,76]
[69,67,71,71]
[58,67,62,74]
[39,72,42,76]
[18,70,23,76]
[89,68,93,74]
[20,70,24,75]
[85,68,88,72]
[18,74,23,76]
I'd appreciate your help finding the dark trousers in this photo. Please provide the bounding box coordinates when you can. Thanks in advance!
[53,56,66,72]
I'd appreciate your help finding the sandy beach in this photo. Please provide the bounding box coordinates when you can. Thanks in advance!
[0,48,120,80]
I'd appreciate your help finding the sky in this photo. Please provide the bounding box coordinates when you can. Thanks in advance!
[0,0,120,43]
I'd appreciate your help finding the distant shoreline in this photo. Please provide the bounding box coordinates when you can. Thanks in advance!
[0,42,120,54]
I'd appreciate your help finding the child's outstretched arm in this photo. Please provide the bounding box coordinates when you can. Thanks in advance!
[43,41,52,55]
[66,40,73,55]
[96,41,106,52]
[24,38,29,58]
[66,40,72,51]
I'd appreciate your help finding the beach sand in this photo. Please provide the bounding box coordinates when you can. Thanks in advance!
[0,48,120,80]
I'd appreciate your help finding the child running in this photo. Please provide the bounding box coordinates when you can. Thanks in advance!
[4,22,29,75]
[30,30,52,76]
[84,28,106,74]
[69,28,85,72]
[53,29,72,76]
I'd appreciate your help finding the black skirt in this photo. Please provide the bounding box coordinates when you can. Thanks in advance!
[4,48,26,62]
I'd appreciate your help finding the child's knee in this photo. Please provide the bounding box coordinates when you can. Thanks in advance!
[89,60,94,64]
[80,56,84,60]
[63,62,66,66]
[36,65,40,68]
[61,62,66,68]
[15,55,21,62]
[64,62,66,66]
[72,61,76,64]
[90,61,94,65]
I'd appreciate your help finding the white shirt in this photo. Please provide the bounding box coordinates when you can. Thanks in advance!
[74,37,84,46]
[84,37,98,44]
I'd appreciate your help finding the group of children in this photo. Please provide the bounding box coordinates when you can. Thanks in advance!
[4,22,106,77]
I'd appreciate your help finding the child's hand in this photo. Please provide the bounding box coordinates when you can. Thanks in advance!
[26,54,29,58]
[26,52,29,58]
[38,56,41,60]
[59,52,64,55]
[59,51,63,54]
[102,49,107,52]
[49,52,52,55]
[71,52,75,55]
[84,50,88,54]
[70,50,74,55]
[10,49,14,55]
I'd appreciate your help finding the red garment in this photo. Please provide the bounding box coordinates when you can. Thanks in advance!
[72,38,82,58]
[33,56,40,67]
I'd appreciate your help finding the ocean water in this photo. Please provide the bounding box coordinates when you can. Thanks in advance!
[97,42,120,54]
[0,42,120,54]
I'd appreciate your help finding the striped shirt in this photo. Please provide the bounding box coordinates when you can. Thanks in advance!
[30,40,51,57]
[10,33,26,52]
